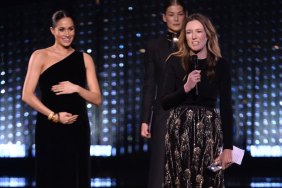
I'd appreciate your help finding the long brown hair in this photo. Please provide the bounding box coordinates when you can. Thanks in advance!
[174,13,221,78]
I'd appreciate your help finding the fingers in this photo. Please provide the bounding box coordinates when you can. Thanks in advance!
[141,127,151,137]
[51,85,67,95]
[191,70,201,75]
[193,70,201,82]
[222,162,233,170]
[60,113,78,125]
[221,149,233,170]
[213,156,221,165]
[66,115,78,124]
[141,124,151,138]
[210,160,232,170]
[184,70,201,93]
[63,119,75,124]
[188,70,201,82]
[141,129,151,138]
[141,132,151,138]
[51,81,71,94]
[65,115,78,124]
[51,85,62,92]
[226,162,233,168]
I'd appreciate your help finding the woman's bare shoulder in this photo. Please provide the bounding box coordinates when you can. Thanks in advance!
[82,52,95,65]
[30,48,49,59]
[82,51,92,60]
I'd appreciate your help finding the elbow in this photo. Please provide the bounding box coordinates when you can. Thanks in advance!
[95,95,102,106]
[21,92,29,104]
[96,97,102,106]
[22,90,34,106]
[88,92,102,106]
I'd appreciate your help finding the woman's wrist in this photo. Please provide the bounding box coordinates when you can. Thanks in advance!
[75,84,81,93]
[47,111,60,123]
[183,84,191,93]
[48,111,55,120]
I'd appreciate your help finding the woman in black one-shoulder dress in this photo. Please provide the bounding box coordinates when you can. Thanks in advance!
[22,10,101,188]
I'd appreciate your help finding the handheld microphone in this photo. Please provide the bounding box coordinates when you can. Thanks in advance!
[191,55,199,95]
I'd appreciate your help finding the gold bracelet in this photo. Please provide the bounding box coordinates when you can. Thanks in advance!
[51,113,59,123]
[48,112,55,120]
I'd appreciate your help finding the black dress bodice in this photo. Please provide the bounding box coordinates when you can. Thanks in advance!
[37,51,88,125]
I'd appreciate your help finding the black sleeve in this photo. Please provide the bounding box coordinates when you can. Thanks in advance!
[219,59,233,149]
[161,57,187,110]
[141,41,156,123]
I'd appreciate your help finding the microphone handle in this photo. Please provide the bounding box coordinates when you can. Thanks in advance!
[194,58,199,96]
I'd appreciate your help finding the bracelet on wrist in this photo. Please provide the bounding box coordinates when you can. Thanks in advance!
[51,113,59,123]
[47,112,55,120]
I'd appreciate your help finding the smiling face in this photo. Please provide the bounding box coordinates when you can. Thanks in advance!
[163,4,186,33]
[185,20,208,57]
[50,17,75,48]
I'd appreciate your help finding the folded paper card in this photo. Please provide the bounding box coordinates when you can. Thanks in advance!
[232,145,245,165]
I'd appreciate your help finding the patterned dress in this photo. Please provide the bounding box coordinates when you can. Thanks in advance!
[164,106,224,187]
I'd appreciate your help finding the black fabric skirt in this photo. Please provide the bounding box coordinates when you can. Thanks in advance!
[164,105,224,188]
[35,116,91,188]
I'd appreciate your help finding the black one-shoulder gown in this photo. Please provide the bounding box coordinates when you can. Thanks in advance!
[35,51,91,188]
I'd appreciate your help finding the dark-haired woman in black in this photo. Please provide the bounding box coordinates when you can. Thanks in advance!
[140,1,187,187]
[22,10,101,188]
